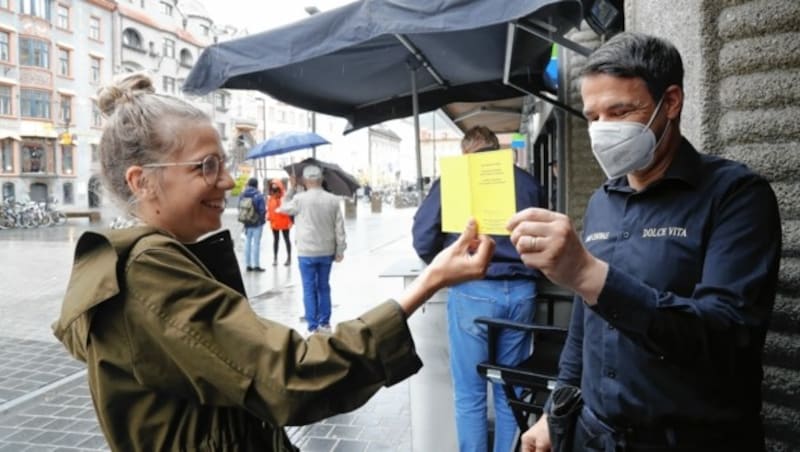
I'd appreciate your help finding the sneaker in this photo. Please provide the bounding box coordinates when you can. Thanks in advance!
[253,267,266,272]
[317,325,332,334]
[283,259,291,266]
[272,260,278,266]
[246,266,254,271]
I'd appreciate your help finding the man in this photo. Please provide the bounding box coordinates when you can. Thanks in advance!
[413,126,545,452]
[279,165,346,334]
[239,177,267,272]
[509,33,781,451]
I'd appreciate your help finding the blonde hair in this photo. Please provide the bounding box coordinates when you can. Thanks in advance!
[97,72,209,208]
[460,126,499,153]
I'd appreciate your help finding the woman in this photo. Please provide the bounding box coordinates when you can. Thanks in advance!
[267,178,293,266]
[52,73,494,451]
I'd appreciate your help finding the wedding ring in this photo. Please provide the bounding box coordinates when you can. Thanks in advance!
[528,235,537,251]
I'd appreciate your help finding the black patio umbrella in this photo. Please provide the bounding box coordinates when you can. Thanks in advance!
[184,0,585,196]
[284,158,360,198]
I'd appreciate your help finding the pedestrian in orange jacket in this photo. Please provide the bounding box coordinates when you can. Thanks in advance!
[267,179,293,266]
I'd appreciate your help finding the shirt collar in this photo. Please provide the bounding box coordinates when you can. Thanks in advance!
[603,137,702,193]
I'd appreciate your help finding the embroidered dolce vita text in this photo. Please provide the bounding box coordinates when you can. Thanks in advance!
[642,227,687,238]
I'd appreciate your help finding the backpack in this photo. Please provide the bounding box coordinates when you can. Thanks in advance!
[238,196,260,226]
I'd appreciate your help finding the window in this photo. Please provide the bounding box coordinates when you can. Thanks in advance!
[122,28,142,49]
[56,4,69,29]
[89,16,101,40]
[61,145,72,173]
[162,76,175,94]
[0,0,8,9]
[162,38,174,58]
[62,181,73,203]
[2,182,14,201]
[0,32,9,62]
[214,92,228,111]
[1,139,13,173]
[57,47,70,76]
[90,57,101,83]
[59,95,71,123]
[200,24,209,36]
[216,122,226,140]
[90,143,99,162]
[20,89,50,119]
[22,143,47,172]
[91,101,101,127]
[0,86,11,115]
[179,48,192,66]
[19,0,51,20]
[19,37,49,68]
[160,1,172,15]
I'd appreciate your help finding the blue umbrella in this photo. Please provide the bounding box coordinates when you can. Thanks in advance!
[246,131,330,159]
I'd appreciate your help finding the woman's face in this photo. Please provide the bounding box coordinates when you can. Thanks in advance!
[143,122,234,242]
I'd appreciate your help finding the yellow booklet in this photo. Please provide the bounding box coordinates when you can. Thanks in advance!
[440,149,516,235]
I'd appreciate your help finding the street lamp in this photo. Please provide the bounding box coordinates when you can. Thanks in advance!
[254,97,267,179]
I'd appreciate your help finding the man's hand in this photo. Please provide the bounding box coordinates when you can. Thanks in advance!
[334,254,343,263]
[507,208,608,304]
[521,415,551,452]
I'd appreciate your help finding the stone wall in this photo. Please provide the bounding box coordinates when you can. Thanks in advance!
[626,0,800,449]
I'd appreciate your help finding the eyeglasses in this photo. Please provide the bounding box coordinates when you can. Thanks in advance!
[142,154,227,185]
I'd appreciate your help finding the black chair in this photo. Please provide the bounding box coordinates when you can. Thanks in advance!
[475,279,574,449]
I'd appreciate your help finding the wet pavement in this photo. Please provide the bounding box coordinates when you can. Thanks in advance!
[0,202,420,451]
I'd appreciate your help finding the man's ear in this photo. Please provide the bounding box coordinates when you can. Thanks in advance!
[664,85,683,121]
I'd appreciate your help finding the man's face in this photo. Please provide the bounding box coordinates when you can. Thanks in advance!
[580,74,659,125]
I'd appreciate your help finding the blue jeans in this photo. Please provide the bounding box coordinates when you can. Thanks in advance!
[447,279,536,452]
[298,255,334,331]
[244,225,263,267]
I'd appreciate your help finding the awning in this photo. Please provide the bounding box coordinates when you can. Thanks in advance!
[0,130,21,141]
[184,0,584,133]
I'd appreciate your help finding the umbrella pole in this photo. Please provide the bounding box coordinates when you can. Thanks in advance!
[409,63,423,205]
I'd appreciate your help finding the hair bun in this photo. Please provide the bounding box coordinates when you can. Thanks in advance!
[97,72,156,116]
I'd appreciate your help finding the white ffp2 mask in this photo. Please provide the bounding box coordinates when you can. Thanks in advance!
[588,97,665,179]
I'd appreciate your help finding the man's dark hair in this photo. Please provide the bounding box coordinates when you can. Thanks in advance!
[579,32,684,101]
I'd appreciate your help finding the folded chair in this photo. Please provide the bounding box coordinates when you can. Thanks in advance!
[475,279,574,450]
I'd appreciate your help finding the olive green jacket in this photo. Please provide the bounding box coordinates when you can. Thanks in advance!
[53,226,422,452]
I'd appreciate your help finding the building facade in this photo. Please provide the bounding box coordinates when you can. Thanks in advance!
[0,0,114,208]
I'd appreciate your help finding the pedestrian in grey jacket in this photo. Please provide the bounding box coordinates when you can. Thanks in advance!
[278,165,346,334]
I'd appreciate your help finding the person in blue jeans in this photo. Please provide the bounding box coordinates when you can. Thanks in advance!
[278,165,346,334]
[240,177,267,272]
[412,126,546,452]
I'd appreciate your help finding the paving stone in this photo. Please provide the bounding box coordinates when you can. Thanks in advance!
[301,436,338,452]
[29,430,67,445]
[50,432,93,447]
[332,439,368,452]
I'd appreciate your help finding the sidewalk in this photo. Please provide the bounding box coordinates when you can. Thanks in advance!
[0,202,419,451]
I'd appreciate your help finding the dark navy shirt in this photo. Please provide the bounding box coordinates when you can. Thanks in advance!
[558,138,781,428]
[412,164,545,280]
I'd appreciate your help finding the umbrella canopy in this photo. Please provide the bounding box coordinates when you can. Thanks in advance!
[285,158,360,197]
[183,0,583,133]
[246,131,330,159]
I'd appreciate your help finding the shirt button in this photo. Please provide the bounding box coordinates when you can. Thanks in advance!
[622,231,630,239]
[607,370,616,379]
[611,311,620,319]
[607,323,615,330]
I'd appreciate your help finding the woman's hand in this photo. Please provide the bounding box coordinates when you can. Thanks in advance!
[521,415,551,452]
[397,219,494,316]
[427,218,494,288]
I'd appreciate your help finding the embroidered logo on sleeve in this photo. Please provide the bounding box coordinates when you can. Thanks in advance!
[585,232,611,243]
